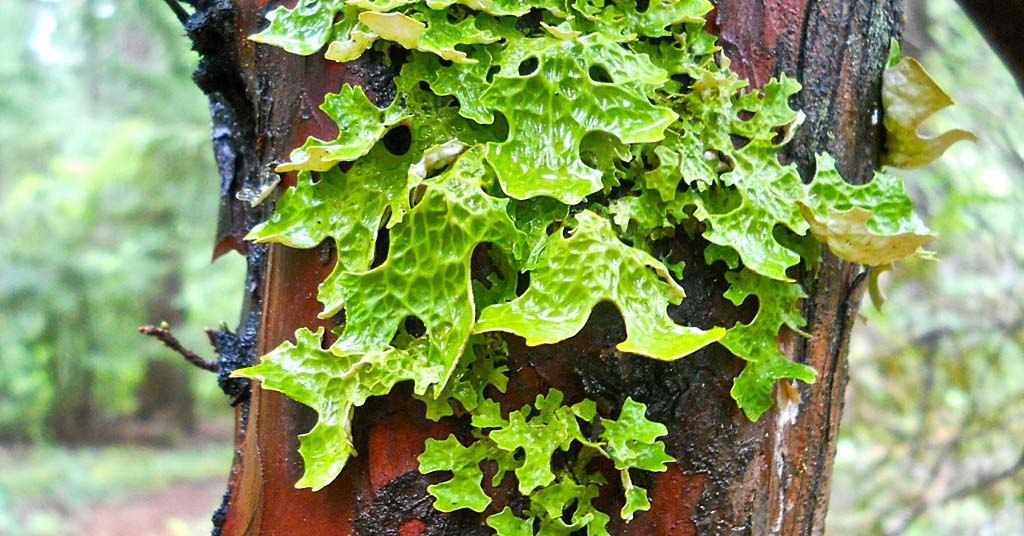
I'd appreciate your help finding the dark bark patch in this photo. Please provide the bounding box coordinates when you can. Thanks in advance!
[184,0,262,258]
[207,308,260,405]
[354,471,491,536]
[348,49,400,107]
[211,489,231,536]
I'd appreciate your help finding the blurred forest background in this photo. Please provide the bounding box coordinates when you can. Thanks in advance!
[0,0,242,534]
[0,1,1019,535]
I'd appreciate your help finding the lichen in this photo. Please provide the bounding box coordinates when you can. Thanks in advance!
[234,2,952,531]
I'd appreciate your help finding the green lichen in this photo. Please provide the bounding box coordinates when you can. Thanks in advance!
[882,40,976,169]
[800,154,936,266]
[236,326,432,490]
[250,0,349,56]
[480,33,677,203]
[719,270,815,420]
[235,1,946,531]
[328,147,519,393]
[475,210,725,359]
[420,390,669,533]
[276,84,407,173]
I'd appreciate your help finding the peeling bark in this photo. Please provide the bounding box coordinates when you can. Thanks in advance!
[192,1,900,534]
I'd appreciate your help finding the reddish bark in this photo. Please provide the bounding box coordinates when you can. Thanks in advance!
[191,1,900,534]
[626,467,705,536]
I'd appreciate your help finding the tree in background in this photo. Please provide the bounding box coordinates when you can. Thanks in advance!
[0,0,244,442]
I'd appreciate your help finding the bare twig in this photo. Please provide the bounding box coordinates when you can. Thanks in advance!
[956,0,1024,93]
[139,324,219,372]
[867,316,1024,365]
[162,0,191,26]
[936,451,1024,504]
[887,449,1024,535]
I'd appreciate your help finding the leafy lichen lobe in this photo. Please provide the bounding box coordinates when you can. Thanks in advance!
[235,1,950,532]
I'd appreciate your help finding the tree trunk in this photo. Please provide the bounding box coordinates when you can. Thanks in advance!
[46,269,99,444]
[190,1,900,534]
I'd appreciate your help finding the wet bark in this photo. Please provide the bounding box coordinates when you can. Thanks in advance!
[190,1,900,534]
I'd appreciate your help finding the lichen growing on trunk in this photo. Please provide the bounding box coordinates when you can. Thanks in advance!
[200,1,971,533]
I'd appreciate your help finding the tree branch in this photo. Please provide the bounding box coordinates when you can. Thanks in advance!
[161,0,190,26]
[866,316,1024,365]
[956,0,1024,92]
[887,449,1024,535]
[139,324,219,372]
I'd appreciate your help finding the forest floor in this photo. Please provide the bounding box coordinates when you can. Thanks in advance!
[0,419,233,536]
[70,478,223,536]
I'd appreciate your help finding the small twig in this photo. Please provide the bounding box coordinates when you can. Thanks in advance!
[867,316,1024,365]
[882,347,1022,536]
[887,449,1024,536]
[161,0,191,26]
[139,324,219,372]
[936,450,1024,505]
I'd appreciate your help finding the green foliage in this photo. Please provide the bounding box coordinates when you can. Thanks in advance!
[719,270,815,419]
[0,443,232,534]
[0,1,244,440]
[601,398,674,473]
[277,84,408,172]
[419,391,669,533]
[413,334,510,420]
[688,76,811,281]
[237,0,948,530]
[351,6,504,63]
[251,0,350,56]
[481,33,677,203]
[235,327,435,490]
[330,148,519,384]
[475,210,725,359]
[800,154,936,266]
[247,163,399,267]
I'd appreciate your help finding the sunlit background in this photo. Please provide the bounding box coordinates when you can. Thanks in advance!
[0,1,1020,535]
